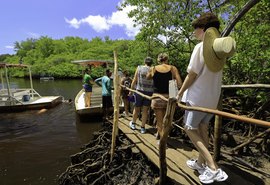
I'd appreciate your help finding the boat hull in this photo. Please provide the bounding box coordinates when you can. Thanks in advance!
[75,89,123,121]
[0,96,63,113]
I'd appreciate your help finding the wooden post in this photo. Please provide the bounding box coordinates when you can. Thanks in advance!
[0,70,4,89]
[159,98,177,185]
[110,50,120,162]
[213,91,223,161]
[28,66,34,98]
[4,65,12,105]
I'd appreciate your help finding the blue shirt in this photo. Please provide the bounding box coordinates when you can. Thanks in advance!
[94,76,112,96]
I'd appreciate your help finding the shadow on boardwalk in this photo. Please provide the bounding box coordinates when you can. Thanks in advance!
[59,115,269,185]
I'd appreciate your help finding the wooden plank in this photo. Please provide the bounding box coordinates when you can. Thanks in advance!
[111,116,265,185]
[117,117,200,184]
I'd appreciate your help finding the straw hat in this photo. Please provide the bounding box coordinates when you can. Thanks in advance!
[203,27,236,72]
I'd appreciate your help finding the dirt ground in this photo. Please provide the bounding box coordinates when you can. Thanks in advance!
[58,124,162,185]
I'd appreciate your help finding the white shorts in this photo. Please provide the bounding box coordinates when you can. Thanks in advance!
[184,108,213,130]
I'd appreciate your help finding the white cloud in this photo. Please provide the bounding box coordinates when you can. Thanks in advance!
[27,32,40,38]
[5,45,14,49]
[82,15,111,32]
[108,5,140,37]
[65,5,140,38]
[65,18,81,29]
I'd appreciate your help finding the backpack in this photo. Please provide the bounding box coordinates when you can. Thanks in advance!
[123,77,132,88]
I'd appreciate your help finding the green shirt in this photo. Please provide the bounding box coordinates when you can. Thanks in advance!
[83,74,92,86]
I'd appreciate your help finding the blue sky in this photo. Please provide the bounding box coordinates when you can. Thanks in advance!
[0,0,140,55]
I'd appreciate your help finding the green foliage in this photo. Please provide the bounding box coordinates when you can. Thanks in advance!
[2,36,151,79]
[224,0,270,85]
[0,54,12,62]
[14,38,37,58]
[121,0,269,84]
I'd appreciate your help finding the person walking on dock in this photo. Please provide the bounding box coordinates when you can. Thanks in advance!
[177,12,235,184]
[120,70,132,116]
[129,57,154,134]
[147,53,182,142]
[95,69,113,124]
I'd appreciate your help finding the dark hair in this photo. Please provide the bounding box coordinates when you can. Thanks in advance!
[106,69,111,74]
[144,57,153,66]
[192,12,220,31]
[123,70,130,77]
[84,68,90,73]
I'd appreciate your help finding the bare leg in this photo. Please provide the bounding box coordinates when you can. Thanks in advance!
[89,92,92,106]
[141,106,149,128]
[185,128,218,170]
[84,93,87,107]
[154,108,166,137]
[85,92,92,107]
[132,106,141,123]
[124,98,130,115]
[197,123,209,165]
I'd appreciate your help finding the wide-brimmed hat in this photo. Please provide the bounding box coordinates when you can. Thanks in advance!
[203,27,236,72]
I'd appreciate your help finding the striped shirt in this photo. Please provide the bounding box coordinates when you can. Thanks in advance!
[136,65,154,93]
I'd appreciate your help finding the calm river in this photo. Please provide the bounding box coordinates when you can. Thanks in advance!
[0,78,103,185]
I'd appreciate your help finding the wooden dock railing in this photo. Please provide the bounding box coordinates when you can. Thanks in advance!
[111,53,270,184]
[120,85,270,184]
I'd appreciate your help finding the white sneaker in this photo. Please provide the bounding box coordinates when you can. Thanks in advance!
[121,112,127,117]
[122,111,130,117]
[215,168,228,182]
[140,127,146,134]
[199,166,228,184]
[129,121,136,130]
[186,159,205,175]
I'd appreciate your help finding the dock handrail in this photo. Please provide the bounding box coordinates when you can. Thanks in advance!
[121,84,270,127]
[119,83,270,183]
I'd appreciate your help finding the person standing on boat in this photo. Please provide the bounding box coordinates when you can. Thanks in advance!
[83,68,93,107]
[128,57,154,134]
[95,69,113,123]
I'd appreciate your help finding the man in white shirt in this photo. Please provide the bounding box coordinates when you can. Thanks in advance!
[177,12,236,184]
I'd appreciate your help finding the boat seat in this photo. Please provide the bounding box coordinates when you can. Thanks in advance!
[12,90,30,101]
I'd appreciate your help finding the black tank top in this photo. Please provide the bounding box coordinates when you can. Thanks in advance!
[153,67,173,94]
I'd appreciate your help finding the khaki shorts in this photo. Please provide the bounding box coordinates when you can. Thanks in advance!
[151,93,168,109]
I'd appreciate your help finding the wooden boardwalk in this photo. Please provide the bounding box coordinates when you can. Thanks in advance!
[109,116,268,185]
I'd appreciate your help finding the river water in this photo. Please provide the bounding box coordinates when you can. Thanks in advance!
[0,78,103,185]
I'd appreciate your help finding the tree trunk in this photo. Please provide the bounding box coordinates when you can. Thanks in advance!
[222,0,261,37]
